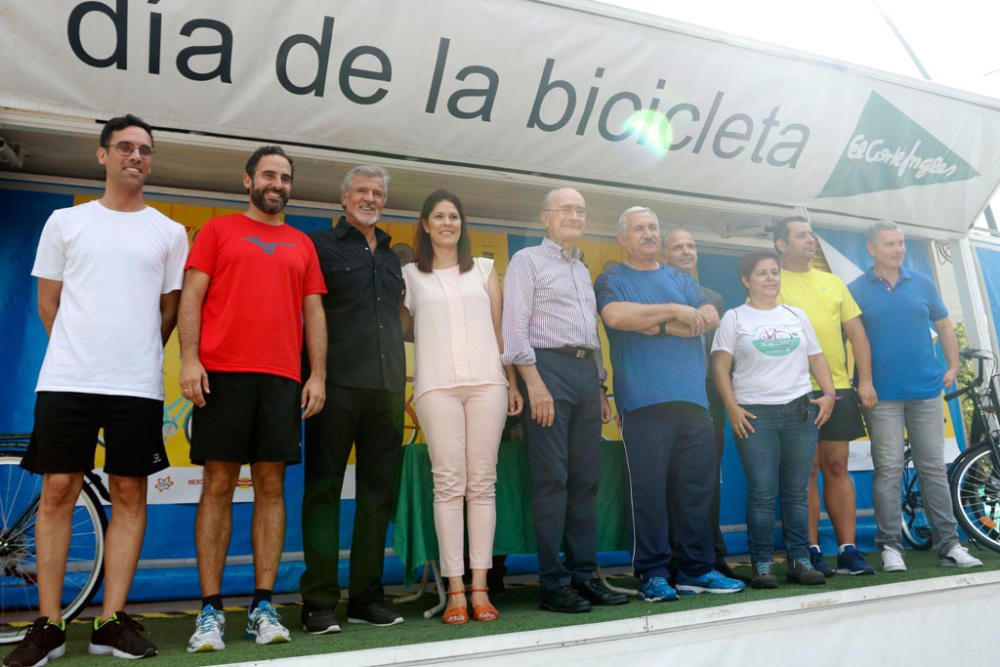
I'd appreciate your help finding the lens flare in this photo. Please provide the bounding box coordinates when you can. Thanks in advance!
[623,109,673,159]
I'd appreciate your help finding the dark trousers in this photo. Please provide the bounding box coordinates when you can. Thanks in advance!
[622,401,717,580]
[300,385,402,607]
[519,349,601,592]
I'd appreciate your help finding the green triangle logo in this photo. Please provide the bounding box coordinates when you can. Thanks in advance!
[818,92,979,198]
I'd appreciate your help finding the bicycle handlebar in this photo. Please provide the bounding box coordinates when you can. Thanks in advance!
[944,386,971,401]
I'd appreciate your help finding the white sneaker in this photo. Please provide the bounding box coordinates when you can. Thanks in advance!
[941,544,984,568]
[880,546,907,572]
[245,601,291,645]
[187,605,225,653]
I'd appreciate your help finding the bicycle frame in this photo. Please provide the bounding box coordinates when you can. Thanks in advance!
[945,351,1000,471]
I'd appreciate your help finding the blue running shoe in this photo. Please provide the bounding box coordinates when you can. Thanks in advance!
[808,546,836,578]
[676,569,746,595]
[638,576,678,602]
[836,545,875,576]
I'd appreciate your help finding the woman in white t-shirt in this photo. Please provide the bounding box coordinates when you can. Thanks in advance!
[401,190,522,624]
[712,250,836,590]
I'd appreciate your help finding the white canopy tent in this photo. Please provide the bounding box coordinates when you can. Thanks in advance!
[3,0,999,345]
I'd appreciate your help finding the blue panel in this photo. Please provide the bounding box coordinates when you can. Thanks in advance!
[696,252,744,312]
[976,246,1000,348]
[506,234,542,259]
[816,225,933,276]
[285,213,332,235]
[0,190,75,432]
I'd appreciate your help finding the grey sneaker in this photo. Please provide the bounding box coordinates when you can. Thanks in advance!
[750,562,778,589]
[787,558,827,585]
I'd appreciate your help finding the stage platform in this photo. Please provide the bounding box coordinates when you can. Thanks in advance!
[23,549,1000,667]
[221,569,1000,666]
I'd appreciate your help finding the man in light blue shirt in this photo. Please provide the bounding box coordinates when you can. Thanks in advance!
[848,220,982,572]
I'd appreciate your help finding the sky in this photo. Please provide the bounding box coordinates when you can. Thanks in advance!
[599,0,1000,99]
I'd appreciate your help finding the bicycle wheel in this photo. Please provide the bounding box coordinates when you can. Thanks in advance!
[900,453,932,550]
[950,444,1000,553]
[0,454,107,644]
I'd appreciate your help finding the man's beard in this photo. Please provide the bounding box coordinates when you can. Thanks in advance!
[349,206,380,226]
[251,186,288,214]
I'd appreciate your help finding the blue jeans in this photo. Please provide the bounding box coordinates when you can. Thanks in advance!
[734,396,818,565]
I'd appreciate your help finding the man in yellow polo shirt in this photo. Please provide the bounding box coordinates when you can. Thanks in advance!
[774,216,877,576]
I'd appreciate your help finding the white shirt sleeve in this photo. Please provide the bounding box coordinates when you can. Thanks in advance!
[475,256,494,285]
[402,264,415,313]
[162,224,189,293]
[31,211,66,281]
[712,308,738,354]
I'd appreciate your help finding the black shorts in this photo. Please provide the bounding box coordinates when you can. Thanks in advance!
[190,372,302,465]
[23,391,168,477]
[813,387,867,442]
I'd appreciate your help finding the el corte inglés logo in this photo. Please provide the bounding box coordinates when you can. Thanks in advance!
[818,91,979,198]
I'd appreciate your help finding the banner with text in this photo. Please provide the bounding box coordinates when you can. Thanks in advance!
[3,1,1000,231]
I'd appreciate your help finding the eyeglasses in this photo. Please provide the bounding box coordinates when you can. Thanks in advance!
[544,205,586,217]
[106,141,154,158]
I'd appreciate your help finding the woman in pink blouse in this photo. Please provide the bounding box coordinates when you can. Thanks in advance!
[402,190,522,624]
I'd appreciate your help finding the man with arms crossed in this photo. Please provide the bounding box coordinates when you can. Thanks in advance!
[5,114,187,667]
[597,208,744,601]
[299,166,406,631]
[662,228,740,580]
[848,221,981,571]
[180,146,327,652]
[773,215,876,576]
[502,187,627,613]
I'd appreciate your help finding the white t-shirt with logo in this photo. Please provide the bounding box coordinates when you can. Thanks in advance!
[712,303,822,405]
[32,200,189,400]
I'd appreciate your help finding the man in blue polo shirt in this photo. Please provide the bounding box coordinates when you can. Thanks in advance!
[848,220,982,572]
[596,206,745,601]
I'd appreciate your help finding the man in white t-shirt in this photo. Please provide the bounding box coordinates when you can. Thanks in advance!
[6,115,188,667]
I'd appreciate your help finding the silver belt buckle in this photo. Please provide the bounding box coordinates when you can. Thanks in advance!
[575,348,586,359]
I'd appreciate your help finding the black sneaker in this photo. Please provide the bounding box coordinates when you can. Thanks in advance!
[301,605,342,634]
[88,611,157,659]
[572,578,629,606]
[346,601,403,627]
[539,585,592,613]
[3,617,65,667]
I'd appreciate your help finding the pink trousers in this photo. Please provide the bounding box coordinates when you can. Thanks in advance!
[414,383,508,577]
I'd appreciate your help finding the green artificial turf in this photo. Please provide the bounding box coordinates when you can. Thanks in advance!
[16,546,1000,666]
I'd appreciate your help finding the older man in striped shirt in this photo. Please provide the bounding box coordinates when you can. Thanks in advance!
[501,187,627,613]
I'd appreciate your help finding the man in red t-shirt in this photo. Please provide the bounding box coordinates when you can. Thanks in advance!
[177,146,327,652]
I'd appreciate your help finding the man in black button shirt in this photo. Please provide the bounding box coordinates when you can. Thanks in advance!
[300,165,406,631]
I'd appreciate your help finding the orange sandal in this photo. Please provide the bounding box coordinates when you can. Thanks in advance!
[470,588,499,622]
[443,590,468,625]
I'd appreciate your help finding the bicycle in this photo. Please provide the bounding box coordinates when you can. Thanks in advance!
[900,441,933,550]
[0,433,109,644]
[942,348,1000,553]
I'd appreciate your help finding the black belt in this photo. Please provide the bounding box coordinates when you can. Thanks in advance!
[544,346,595,361]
